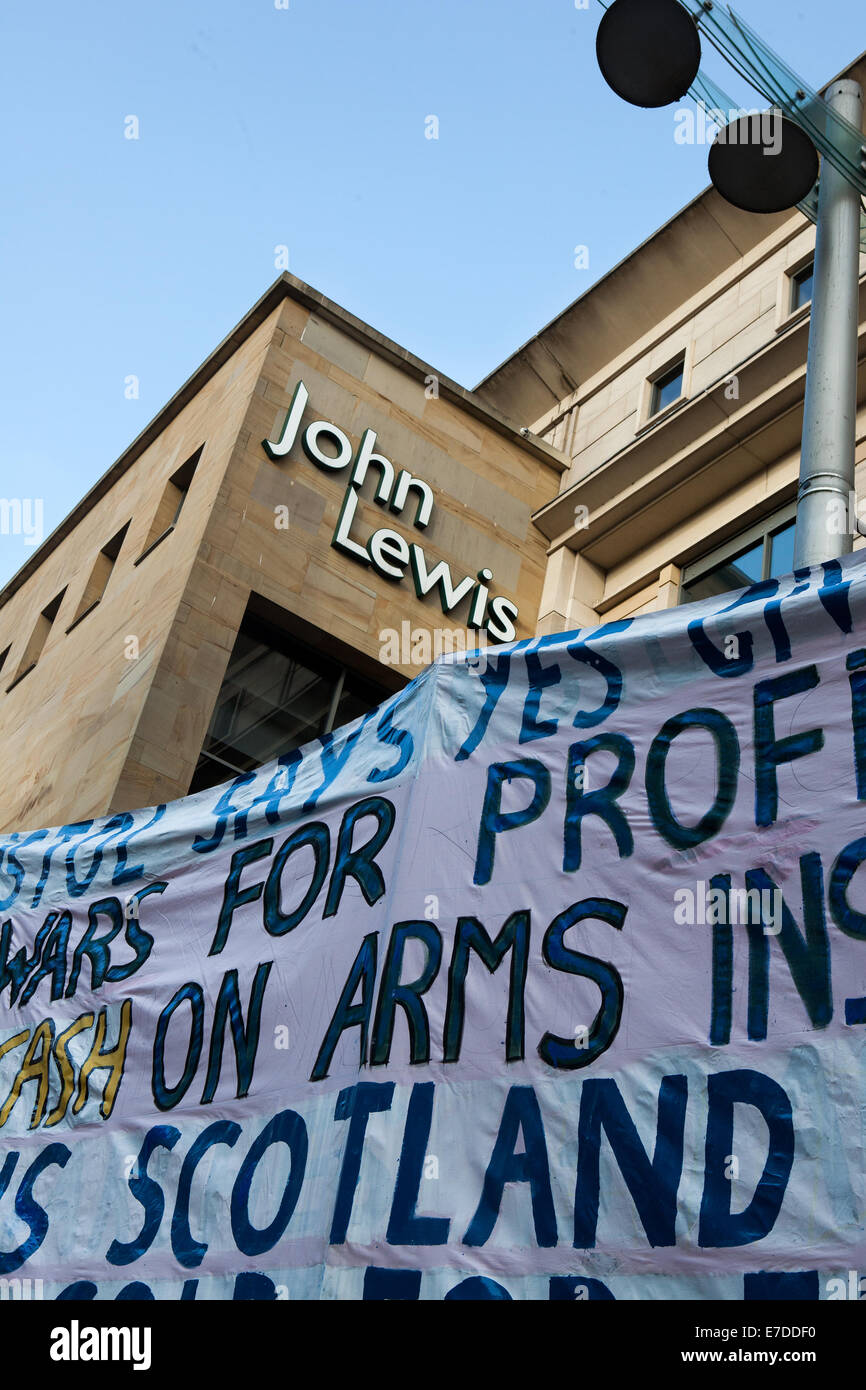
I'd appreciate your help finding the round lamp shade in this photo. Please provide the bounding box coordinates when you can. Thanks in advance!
[596,0,701,108]
[708,113,819,213]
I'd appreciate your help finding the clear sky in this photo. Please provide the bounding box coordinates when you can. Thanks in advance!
[1,0,864,588]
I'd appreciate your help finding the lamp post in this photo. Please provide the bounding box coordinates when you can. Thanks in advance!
[795,79,863,567]
[595,0,864,570]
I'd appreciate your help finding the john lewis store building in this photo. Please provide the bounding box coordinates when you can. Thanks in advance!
[0,274,564,831]
[2,48,866,833]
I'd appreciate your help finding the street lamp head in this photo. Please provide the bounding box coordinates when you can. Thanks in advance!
[707,113,819,213]
[596,0,701,108]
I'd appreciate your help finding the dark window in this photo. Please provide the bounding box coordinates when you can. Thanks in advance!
[136,446,203,563]
[682,515,796,604]
[683,539,764,601]
[69,521,130,628]
[650,359,685,416]
[189,612,394,795]
[7,588,66,688]
[790,263,813,312]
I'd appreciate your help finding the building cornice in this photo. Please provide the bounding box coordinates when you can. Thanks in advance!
[0,273,568,612]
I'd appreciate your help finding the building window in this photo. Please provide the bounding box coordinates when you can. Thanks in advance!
[790,262,814,312]
[680,506,796,604]
[136,446,203,563]
[649,357,685,417]
[189,610,396,795]
[68,522,130,630]
[0,646,9,681]
[7,588,66,689]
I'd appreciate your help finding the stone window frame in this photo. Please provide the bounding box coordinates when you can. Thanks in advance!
[134,445,204,567]
[636,346,692,432]
[66,521,131,633]
[6,587,67,692]
[775,251,814,333]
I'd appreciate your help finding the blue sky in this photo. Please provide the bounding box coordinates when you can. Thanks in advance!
[1,0,864,588]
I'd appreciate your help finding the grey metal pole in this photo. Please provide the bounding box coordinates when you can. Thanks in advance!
[794,79,863,570]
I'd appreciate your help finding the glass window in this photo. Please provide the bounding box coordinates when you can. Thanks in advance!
[681,539,763,603]
[769,519,795,577]
[650,359,685,416]
[189,612,394,795]
[790,263,813,311]
[681,510,797,604]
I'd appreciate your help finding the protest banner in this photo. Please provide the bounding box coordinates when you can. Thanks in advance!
[1,554,865,1300]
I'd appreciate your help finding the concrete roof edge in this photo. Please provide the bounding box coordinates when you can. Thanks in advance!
[0,273,567,612]
[280,274,570,469]
[474,181,723,398]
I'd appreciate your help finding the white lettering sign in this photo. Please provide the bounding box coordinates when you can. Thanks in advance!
[263,382,520,642]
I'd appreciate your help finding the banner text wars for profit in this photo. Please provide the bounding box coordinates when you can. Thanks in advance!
[3,663,866,1120]
[1,564,863,1113]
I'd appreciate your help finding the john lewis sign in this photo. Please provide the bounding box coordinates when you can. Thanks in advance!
[263,382,520,642]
